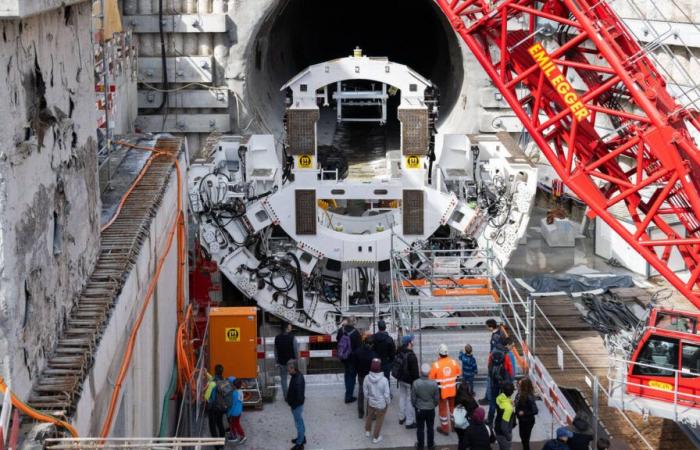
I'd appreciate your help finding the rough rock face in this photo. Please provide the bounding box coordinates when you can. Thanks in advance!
[0,1,99,399]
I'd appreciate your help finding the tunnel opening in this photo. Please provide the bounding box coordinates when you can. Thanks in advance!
[246,0,467,154]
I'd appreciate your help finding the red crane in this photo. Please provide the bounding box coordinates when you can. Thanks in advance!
[436,0,700,414]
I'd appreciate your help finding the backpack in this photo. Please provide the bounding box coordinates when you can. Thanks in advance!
[454,405,469,429]
[489,350,507,384]
[391,350,408,380]
[337,328,355,361]
[214,379,234,413]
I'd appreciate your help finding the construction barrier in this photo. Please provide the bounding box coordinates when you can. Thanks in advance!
[528,354,576,426]
[257,335,336,360]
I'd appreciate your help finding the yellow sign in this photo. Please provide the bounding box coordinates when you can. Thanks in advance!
[405,155,421,169]
[297,155,313,168]
[225,327,241,342]
[528,42,590,122]
[648,380,673,391]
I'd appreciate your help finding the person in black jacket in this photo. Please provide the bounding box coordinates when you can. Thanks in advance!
[275,322,299,400]
[459,406,495,450]
[352,332,377,419]
[396,335,419,428]
[372,320,396,381]
[569,415,593,450]
[336,316,362,403]
[287,359,306,450]
[514,377,538,450]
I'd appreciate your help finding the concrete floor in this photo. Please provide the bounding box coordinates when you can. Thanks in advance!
[236,375,554,450]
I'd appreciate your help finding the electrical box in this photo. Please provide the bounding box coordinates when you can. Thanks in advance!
[208,307,258,379]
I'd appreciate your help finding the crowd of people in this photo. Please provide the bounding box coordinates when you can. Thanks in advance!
[205,317,613,450]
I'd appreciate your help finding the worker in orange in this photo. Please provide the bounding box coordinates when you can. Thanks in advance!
[429,343,462,435]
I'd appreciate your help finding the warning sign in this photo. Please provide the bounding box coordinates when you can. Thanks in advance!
[225,327,241,342]
[297,155,313,168]
[405,155,421,169]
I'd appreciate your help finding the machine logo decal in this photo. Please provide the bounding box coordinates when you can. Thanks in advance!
[405,155,421,169]
[297,155,313,168]
[225,327,241,342]
[528,42,590,122]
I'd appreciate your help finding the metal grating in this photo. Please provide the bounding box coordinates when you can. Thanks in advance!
[287,109,319,155]
[398,108,429,156]
[403,189,424,235]
[295,189,317,235]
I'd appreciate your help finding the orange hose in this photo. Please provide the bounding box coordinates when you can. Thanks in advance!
[99,139,190,437]
[101,155,157,232]
[0,377,78,437]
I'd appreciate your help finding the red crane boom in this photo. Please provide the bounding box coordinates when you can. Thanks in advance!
[436,0,700,307]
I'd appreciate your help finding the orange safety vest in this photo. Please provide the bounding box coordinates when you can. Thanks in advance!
[429,357,462,399]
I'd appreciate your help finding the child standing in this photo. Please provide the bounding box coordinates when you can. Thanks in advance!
[459,344,478,394]
[227,377,247,444]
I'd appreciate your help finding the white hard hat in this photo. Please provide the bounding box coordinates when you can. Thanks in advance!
[438,343,448,356]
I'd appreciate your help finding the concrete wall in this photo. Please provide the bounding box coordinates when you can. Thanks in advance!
[73,154,185,437]
[0,1,100,400]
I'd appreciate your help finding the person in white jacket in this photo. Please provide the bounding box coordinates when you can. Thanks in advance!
[363,358,391,444]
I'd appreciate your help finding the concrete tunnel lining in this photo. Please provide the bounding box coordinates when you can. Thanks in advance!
[245,0,469,139]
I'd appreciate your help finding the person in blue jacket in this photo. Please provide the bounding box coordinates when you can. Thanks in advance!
[459,344,478,394]
[227,377,246,444]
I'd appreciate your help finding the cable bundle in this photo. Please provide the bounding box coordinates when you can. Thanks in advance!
[581,293,640,334]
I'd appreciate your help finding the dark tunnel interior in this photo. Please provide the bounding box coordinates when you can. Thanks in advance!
[246,0,466,137]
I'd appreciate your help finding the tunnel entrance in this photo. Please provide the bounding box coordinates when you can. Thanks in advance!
[246,0,467,149]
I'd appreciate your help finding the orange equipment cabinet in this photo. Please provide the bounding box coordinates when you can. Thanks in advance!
[208,307,258,379]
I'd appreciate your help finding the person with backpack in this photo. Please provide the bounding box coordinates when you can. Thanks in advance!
[459,407,495,450]
[487,337,515,425]
[353,332,377,419]
[480,319,506,405]
[336,316,361,403]
[412,363,440,450]
[429,343,462,435]
[275,322,299,400]
[227,377,247,445]
[494,382,515,450]
[372,319,396,381]
[364,358,391,444]
[458,344,478,394]
[287,359,306,450]
[542,426,574,450]
[514,377,538,450]
[454,383,479,449]
[394,334,419,429]
[206,364,229,449]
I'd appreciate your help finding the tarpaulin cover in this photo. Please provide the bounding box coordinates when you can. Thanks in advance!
[523,274,634,294]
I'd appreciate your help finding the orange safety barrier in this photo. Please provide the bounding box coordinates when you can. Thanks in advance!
[401,278,492,288]
[431,287,499,302]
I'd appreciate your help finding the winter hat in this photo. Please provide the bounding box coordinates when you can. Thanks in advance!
[370,358,382,373]
[402,335,414,346]
[556,426,574,439]
[228,376,236,384]
[464,344,473,354]
[378,320,387,331]
[573,416,589,432]
[420,363,431,377]
[471,407,486,424]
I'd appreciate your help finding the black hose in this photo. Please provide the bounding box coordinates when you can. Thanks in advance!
[286,252,304,311]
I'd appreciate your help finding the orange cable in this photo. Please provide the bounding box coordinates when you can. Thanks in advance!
[99,139,190,437]
[0,377,78,437]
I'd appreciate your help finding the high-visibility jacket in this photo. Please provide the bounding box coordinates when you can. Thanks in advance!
[429,356,462,399]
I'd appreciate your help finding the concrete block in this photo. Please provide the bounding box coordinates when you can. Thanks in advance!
[138,56,213,83]
[135,114,231,133]
[138,88,229,109]
[540,218,576,248]
[0,0,86,18]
